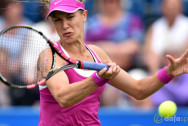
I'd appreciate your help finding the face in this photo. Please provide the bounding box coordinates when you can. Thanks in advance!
[162,0,182,21]
[51,10,87,44]
[4,2,23,21]
[99,0,121,15]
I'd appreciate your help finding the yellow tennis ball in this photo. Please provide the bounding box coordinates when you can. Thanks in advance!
[158,100,177,118]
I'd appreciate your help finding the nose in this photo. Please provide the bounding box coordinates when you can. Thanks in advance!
[61,20,69,30]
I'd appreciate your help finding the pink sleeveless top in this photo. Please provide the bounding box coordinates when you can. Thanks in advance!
[38,43,106,126]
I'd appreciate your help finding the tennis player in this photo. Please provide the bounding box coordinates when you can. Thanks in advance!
[38,0,188,125]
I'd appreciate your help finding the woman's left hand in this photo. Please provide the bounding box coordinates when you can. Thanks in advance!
[166,49,188,76]
[97,60,120,80]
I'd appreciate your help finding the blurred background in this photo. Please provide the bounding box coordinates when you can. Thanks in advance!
[1,0,188,125]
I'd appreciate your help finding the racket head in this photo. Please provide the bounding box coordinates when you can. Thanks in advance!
[0,25,79,89]
[0,25,109,89]
[0,25,54,89]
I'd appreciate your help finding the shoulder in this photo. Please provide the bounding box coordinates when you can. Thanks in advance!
[87,44,111,63]
[152,17,166,27]
[38,47,66,73]
[147,18,164,35]
[177,14,188,24]
[38,47,53,66]
[37,48,53,76]
[127,12,140,19]
[124,12,142,22]
[123,12,143,27]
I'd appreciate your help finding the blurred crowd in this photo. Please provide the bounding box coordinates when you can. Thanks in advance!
[1,0,188,109]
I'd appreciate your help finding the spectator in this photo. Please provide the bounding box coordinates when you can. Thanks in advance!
[0,0,33,30]
[144,0,188,74]
[85,0,144,106]
[0,48,11,106]
[0,0,39,106]
[130,0,188,109]
[0,0,33,59]
[85,0,144,70]
[21,4,59,88]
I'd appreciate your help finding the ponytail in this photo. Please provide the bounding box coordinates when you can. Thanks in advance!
[79,0,85,4]
[40,0,85,5]
[40,0,51,5]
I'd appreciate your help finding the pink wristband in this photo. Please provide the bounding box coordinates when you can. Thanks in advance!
[92,72,109,87]
[158,66,174,84]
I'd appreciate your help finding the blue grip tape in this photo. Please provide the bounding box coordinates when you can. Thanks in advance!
[82,61,109,71]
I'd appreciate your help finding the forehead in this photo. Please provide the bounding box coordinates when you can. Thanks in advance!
[163,0,181,5]
[50,11,74,17]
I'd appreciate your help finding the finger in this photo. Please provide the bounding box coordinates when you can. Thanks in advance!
[110,65,121,79]
[102,60,111,64]
[112,63,116,73]
[106,62,113,67]
[110,63,115,73]
[114,65,120,75]
[117,65,121,73]
[166,55,175,64]
[181,49,188,58]
[112,63,117,73]
[98,67,107,76]
[106,64,113,74]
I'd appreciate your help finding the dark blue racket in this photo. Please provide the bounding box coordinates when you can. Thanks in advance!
[0,25,109,89]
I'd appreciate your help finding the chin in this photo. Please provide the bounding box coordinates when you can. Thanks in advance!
[61,35,79,43]
[61,38,75,44]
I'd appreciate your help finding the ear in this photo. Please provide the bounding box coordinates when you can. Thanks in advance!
[82,10,88,22]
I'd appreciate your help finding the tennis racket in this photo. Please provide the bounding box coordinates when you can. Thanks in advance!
[0,25,109,89]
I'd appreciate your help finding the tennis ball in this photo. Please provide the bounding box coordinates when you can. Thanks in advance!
[158,100,177,118]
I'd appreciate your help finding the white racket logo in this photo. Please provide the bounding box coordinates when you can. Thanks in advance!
[55,0,61,5]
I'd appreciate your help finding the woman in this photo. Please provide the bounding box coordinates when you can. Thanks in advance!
[85,0,143,70]
[144,0,188,74]
[39,0,188,125]
[85,0,144,107]
[0,48,11,106]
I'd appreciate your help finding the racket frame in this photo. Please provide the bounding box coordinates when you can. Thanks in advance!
[0,25,109,89]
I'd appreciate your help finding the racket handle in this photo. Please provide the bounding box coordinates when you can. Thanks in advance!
[82,61,109,71]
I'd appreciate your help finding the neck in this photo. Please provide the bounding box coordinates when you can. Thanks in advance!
[60,39,86,55]
[166,15,179,28]
[5,17,22,27]
[167,18,176,28]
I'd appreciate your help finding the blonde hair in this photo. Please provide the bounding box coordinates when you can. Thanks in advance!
[40,0,85,5]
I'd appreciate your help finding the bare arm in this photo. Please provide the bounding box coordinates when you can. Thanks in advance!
[46,71,99,108]
[93,43,188,100]
[91,45,164,100]
[37,46,119,108]
[109,49,188,100]
[109,69,164,100]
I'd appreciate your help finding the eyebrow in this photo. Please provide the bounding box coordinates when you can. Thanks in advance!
[52,13,74,18]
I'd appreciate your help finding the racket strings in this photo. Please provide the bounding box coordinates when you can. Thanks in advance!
[0,27,51,86]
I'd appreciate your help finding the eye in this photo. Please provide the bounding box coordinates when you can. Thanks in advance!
[69,16,74,19]
[54,18,62,22]
[67,15,74,19]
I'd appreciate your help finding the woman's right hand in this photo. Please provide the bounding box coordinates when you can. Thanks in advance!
[97,60,120,80]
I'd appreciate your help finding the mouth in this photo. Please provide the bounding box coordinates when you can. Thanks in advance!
[63,32,73,37]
